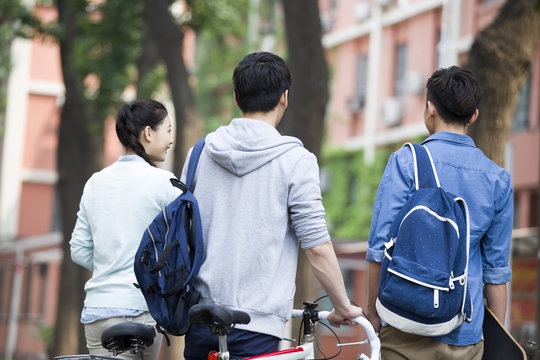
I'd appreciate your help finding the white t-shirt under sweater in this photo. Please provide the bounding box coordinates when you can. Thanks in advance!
[180,118,331,338]
[70,155,181,311]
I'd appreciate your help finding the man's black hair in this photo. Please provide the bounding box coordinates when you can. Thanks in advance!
[426,66,481,126]
[233,52,291,114]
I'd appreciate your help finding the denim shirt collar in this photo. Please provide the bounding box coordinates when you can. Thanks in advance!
[421,131,476,148]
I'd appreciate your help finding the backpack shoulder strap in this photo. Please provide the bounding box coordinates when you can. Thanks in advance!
[186,137,206,193]
[404,143,440,189]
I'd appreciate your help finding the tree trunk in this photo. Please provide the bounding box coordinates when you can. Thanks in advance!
[280,0,330,334]
[466,0,540,167]
[143,0,203,177]
[50,0,103,356]
[279,0,329,159]
[140,2,203,358]
[136,33,161,99]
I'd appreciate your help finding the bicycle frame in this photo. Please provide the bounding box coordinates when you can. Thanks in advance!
[209,307,380,360]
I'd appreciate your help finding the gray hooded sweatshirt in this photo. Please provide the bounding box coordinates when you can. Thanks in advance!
[180,118,330,338]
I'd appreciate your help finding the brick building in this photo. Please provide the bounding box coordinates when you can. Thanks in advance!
[315,0,539,357]
[0,1,539,359]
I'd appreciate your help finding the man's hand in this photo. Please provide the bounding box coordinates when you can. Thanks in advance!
[327,304,363,328]
[366,309,381,333]
[366,261,382,332]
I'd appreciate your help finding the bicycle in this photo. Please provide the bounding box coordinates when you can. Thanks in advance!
[54,322,156,360]
[54,301,380,360]
[188,301,381,360]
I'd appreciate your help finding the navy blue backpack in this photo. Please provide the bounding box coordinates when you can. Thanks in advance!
[134,138,205,337]
[376,143,472,336]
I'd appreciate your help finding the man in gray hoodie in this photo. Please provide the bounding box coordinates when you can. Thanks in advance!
[182,51,362,359]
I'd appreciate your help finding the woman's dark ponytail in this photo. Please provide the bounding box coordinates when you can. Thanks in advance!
[115,99,168,166]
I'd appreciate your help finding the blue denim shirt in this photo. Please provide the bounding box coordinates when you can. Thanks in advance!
[367,131,513,346]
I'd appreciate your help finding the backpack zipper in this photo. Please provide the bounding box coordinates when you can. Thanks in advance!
[147,227,161,277]
[387,268,449,292]
[163,208,170,251]
[399,205,460,238]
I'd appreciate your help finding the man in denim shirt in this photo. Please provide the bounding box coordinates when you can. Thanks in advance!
[366,66,513,359]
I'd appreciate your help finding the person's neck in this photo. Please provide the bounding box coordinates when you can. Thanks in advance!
[432,117,468,135]
[242,107,284,128]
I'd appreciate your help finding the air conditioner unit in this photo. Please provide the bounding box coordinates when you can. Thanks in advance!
[354,2,370,21]
[377,0,392,7]
[320,13,332,32]
[406,72,425,95]
[383,97,403,126]
[347,96,365,114]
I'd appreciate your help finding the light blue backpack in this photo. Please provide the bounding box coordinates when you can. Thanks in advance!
[376,143,473,336]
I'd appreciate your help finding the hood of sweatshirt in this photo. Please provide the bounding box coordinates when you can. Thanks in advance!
[205,118,303,176]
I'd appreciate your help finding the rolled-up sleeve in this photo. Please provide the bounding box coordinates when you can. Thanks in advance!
[481,176,513,284]
[367,150,413,263]
[289,153,331,250]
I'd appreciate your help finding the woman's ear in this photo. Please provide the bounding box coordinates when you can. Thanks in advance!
[142,125,153,143]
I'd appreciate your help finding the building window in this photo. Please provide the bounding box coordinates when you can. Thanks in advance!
[512,75,531,133]
[330,0,338,12]
[23,262,33,318]
[356,54,368,108]
[530,191,538,228]
[0,264,12,320]
[348,54,368,114]
[52,187,62,232]
[22,262,48,320]
[395,43,407,98]
[435,29,441,69]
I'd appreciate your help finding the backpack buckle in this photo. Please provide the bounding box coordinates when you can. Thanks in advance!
[182,285,191,300]
[141,249,150,265]
[384,238,396,250]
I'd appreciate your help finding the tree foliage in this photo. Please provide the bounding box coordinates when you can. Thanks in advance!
[322,147,390,239]
[190,0,262,134]
[1,0,139,131]
[188,0,248,36]
[0,0,60,38]
[67,0,144,127]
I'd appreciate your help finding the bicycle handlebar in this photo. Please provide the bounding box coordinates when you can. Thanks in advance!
[291,309,380,360]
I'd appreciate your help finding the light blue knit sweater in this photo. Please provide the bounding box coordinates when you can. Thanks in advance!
[70,155,181,311]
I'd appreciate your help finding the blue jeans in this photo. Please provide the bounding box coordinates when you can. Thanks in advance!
[184,325,281,359]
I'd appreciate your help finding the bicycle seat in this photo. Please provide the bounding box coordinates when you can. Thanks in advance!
[189,304,250,330]
[101,322,155,353]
